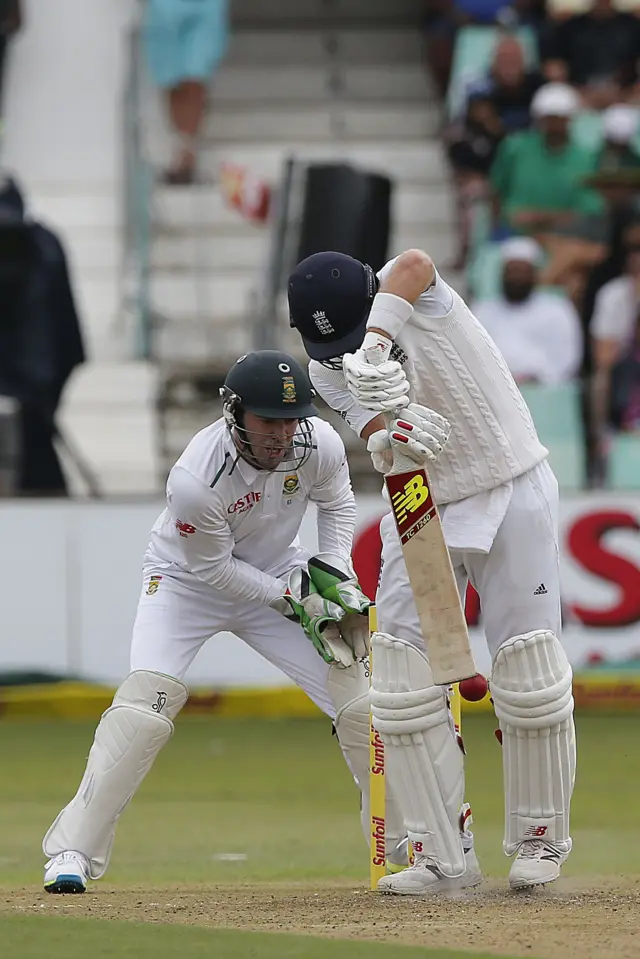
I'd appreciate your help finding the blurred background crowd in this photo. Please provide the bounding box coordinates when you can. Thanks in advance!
[1,0,640,497]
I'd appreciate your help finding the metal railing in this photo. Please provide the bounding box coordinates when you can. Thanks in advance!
[120,21,154,361]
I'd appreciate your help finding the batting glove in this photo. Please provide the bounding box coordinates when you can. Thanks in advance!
[342,352,410,413]
[367,403,451,468]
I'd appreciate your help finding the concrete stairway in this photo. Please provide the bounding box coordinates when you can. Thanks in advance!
[153,0,457,473]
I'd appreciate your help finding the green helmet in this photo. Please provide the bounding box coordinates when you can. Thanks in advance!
[220,351,318,470]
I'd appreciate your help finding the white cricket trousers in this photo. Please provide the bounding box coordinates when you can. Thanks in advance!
[129,564,335,716]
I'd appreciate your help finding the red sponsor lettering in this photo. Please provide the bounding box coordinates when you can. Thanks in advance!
[175,520,196,537]
[371,816,386,867]
[371,729,385,776]
[227,491,262,515]
[567,510,640,627]
[525,825,548,837]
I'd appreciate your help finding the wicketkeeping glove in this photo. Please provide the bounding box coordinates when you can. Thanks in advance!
[307,553,371,660]
[270,567,355,667]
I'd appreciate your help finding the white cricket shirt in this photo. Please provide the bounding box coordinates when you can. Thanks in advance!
[310,264,548,506]
[146,417,355,606]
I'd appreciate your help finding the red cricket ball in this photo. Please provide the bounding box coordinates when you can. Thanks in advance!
[458,673,489,702]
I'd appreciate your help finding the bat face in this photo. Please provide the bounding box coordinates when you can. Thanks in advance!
[386,468,437,544]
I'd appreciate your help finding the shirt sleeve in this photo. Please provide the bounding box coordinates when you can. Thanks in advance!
[308,426,357,562]
[166,465,284,606]
[309,360,377,437]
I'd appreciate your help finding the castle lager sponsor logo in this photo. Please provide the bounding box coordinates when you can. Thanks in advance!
[371,815,386,867]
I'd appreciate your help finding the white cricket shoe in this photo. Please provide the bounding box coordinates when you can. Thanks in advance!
[44,851,89,894]
[378,845,483,896]
[509,839,568,889]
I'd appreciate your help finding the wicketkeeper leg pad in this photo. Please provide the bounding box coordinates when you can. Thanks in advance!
[328,661,404,853]
[43,670,189,879]
[491,630,576,856]
[369,632,466,877]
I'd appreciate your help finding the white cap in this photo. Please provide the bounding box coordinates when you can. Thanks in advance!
[602,105,639,145]
[500,237,543,265]
[531,83,580,119]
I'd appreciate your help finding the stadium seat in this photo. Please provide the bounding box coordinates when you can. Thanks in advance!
[447,25,539,119]
[518,382,585,488]
[608,433,640,490]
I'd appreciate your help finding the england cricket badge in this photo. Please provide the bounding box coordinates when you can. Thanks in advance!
[146,575,162,595]
[283,473,299,496]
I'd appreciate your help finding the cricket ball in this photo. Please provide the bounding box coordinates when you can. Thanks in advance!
[458,674,489,702]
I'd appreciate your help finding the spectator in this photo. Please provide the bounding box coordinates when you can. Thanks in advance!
[543,0,640,109]
[598,105,640,172]
[446,91,505,266]
[0,1,21,118]
[461,35,544,132]
[143,0,229,185]
[473,237,583,383]
[0,175,85,495]
[424,1,528,98]
[491,83,603,235]
[591,227,640,429]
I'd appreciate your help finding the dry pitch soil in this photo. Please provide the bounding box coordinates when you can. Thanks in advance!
[3,878,639,959]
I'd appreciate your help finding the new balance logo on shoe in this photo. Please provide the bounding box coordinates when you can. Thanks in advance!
[533,583,548,595]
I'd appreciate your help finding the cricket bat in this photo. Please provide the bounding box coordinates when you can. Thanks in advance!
[366,351,476,684]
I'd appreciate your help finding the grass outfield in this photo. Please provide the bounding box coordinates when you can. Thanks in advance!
[0,713,638,886]
[0,714,639,959]
[0,915,517,959]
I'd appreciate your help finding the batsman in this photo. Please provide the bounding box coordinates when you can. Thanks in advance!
[289,249,576,894]
[41,350,406,893]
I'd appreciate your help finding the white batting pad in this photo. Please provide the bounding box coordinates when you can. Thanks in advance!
[491,631,576,856]
[43,670,189,879]
[329,662,405,852]
[369,632,466,877]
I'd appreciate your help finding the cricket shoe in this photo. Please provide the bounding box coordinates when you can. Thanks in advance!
[378,845,482,896]
[44,851,89,894]
[509,839,569,889]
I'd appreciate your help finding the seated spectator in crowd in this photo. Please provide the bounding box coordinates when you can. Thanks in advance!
[425,0,535,97]
[491,83,607,302]
[542,0,640,109]
[446,91,505,266]
[473,237,583,383]
[0,175,85,495]
[461,35,543,132]
[491,83,602,234]
[597,104,640,172]
[143,0,229,185]
[591,227,640,433]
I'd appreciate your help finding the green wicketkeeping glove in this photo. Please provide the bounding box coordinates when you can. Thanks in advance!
[307,553,371,615]
[270,567,355,667]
